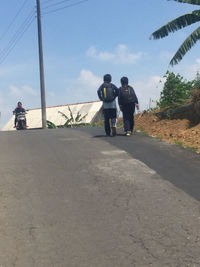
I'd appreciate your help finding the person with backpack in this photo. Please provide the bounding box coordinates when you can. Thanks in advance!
[97,74,119,136]
[118,77,139,136]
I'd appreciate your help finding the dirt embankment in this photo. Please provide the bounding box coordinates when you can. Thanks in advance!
[135,89,200,152]
[134,112,200,153]
[135,112,200,152]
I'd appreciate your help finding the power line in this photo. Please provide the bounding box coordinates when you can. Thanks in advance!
[42,0,73,9]
[42,0,89,15]
[0,14,35,64]
[41,0,64,4]
[0,16,36,64]
[0,8,36,64]
[0,0,29,42]
[0,9,35,58]
[41,0,59,4]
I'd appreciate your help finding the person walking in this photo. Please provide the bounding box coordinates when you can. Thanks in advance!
[97,74,119,136]
[118,77,139,136]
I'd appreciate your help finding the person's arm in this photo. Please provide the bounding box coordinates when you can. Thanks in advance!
[134,93,139,105]
[112,84,119,97]
[118,88,123,110]
[97,85,103,101]
[13,107,17,114]
[132,88,139,110]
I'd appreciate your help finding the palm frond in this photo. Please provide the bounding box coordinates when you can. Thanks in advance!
[75,112,88,122]
[170,26,200,66]
[75,112,82,122]
[151,10,200,39]
[170,0,200,5]
[63,118,73,127]
[58,110,70,120]
[46,120,57,129]
[68,106,74,123]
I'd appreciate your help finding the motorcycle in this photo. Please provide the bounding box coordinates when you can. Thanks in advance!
[16,112,26,130]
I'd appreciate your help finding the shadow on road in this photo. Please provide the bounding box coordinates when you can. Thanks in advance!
[80,127,200,202]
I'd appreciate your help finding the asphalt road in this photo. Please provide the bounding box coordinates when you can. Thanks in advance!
[0,127,200,267]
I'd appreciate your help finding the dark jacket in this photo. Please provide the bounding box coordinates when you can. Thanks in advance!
[14,107,25,114]
[118,85,138,106]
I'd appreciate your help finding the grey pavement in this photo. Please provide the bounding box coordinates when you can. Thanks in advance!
[0,127,200,267]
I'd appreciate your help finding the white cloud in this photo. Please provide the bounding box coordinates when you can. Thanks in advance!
[78,70,102,88]
[87,46,114,61]
[9,85,22,97]
[86,44,143,64]
[66,70,102,103]
[163,57,200,82]
[174,58,200,80]
[9,84,38,97]
[116,45,143,64]
[134,75,165,111]
[22,85,37,96]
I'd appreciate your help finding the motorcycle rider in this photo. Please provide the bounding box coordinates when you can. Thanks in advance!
[13,101,27,128]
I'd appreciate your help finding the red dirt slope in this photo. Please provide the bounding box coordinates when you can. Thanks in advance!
[134,112,200,153]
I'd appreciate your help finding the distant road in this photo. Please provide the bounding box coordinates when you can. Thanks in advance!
[0,127,200,266]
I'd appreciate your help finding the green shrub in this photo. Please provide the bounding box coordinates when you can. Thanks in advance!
[193,71,200,90]
[47,120,57,129]
[157,71,194,109]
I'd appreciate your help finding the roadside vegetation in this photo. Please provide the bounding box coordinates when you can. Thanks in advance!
[157,71,194,109]
[135,70,200,153]
[47,106,88,129]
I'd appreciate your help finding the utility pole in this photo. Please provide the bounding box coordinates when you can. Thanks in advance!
[36,0,46,129]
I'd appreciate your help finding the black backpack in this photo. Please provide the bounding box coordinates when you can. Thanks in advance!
[101,83,116,102]
[120,85,136,104]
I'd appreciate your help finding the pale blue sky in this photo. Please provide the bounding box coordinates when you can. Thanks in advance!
[0,0,200,128]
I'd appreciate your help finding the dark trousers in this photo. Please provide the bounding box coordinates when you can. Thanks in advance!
[103,108,117,136]
[122,103,135,132]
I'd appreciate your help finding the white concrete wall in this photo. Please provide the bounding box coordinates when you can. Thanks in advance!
[2,101,103,131]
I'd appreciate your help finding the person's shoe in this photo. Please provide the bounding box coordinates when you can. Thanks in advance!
[106,133,111,137]
[111,126,117,136]
[126,131,131,136]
